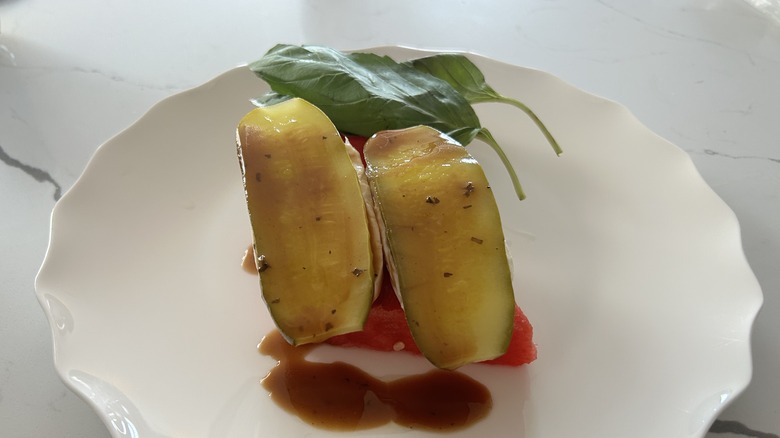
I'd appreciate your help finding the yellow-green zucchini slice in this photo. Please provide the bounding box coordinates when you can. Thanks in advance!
[364,126,515,369]
[237,98,376,345]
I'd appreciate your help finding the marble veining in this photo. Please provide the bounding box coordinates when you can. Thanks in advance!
[67,65,184,93]
[596,0,764,56]
[0,143,62,200]
[710,420,780,438]
[703,148,780,164]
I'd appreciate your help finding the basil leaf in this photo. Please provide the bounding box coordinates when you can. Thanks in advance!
[249,44,482,146]
[406,53,500,104]
[251,91,291,107]
[408,54,562,156]
[247,44,550,200]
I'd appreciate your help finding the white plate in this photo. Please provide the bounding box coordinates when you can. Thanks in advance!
[36,46,763,438]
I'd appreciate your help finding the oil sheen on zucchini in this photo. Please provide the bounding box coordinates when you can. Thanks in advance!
[237,98,375,345]
[364,126,515,369]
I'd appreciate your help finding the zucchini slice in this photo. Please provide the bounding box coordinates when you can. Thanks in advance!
[237,98,377,345]
[364,126,515,369]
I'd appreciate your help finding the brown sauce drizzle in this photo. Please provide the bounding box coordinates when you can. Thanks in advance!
[259,330,492,432]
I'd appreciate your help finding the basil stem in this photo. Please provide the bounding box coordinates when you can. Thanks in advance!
[476,128,526,200]
[408,54,562,156]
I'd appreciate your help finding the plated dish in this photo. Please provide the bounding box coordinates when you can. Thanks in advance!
[36,46,762,437]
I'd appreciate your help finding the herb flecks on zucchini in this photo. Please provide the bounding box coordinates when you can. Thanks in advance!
[249,44,561,201]
[364,126,515,370]
[237,98,376,345]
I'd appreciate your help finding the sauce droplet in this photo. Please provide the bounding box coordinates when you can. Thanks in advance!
[259,331,492,431]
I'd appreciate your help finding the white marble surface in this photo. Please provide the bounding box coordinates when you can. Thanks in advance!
[1,0,777,437]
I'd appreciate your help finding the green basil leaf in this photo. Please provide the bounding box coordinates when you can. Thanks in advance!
[408,54,562,156]
[249,44,482,146]
[406,53,501,103]
[250,91,291,107]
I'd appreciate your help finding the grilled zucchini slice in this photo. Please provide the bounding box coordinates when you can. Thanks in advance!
[364,126,515,369]
[237,98,376,345]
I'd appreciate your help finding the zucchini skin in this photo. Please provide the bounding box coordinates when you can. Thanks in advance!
[237,98,376,345]
[364,126,515,369]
